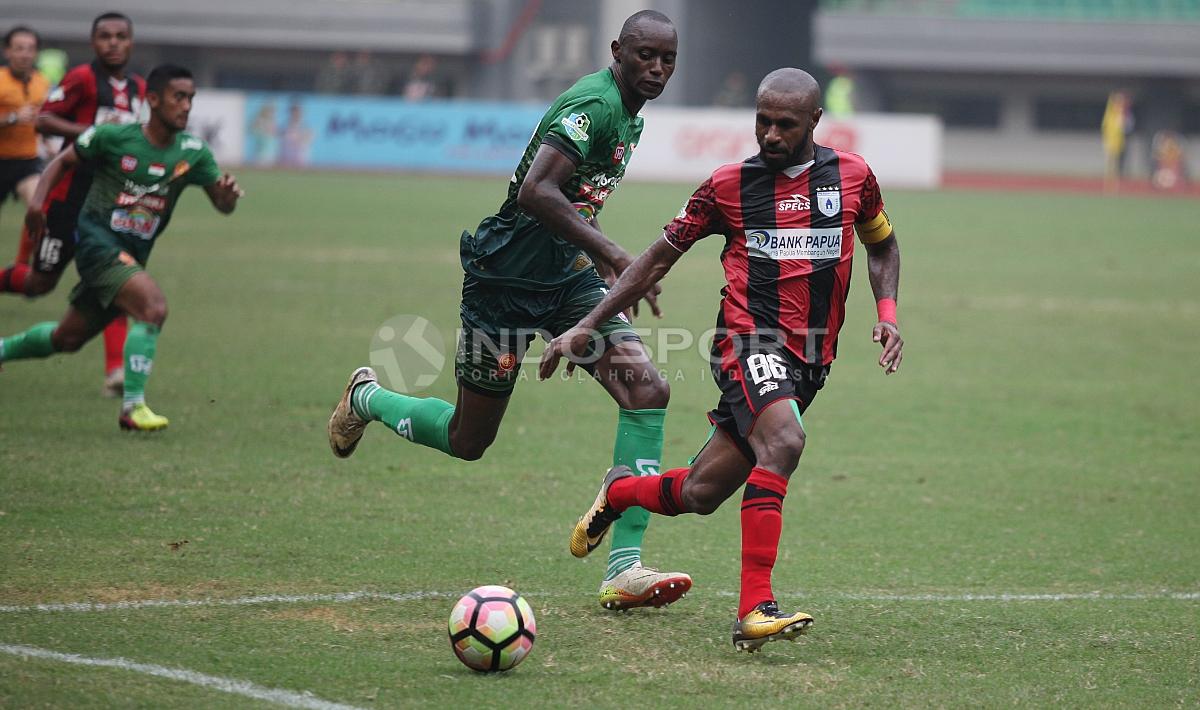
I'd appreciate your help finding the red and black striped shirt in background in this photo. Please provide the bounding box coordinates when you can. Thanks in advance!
[40,60,146,210]
[663,145,884,366]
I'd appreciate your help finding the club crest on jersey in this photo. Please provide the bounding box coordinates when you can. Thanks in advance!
[496,352,518,374]
[778,194,810,212]
[120,155,138,172]
[562,113,590,142]
[148,163,166,177]
[172,161,191,179]
[816,187,841,217]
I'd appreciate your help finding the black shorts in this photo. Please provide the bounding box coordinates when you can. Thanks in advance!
[708,334,830,462]
[32,199,81,275]
[0,158,42,203]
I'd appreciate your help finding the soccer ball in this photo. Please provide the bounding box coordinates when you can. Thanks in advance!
[447,585,536,672]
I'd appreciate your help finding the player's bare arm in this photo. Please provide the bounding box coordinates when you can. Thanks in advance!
[864,232,903,374]
[539,237,681,379]
[36,112,91,140]
[24,144,80,237]
[517,143,633,271]
[204,173,244,214]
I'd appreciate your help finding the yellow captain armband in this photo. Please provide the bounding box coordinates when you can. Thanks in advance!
[855,209,893,245]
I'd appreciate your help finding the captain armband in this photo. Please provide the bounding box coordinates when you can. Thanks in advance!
[855,209,893,245]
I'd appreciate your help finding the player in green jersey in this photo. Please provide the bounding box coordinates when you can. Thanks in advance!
[328,11,692,610]
[0,64,242,431]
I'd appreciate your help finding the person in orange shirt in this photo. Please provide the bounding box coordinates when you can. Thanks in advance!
[0,25,49,294]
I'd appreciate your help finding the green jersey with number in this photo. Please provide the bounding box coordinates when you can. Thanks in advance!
[73,122,221,265]
[461,68,643,289]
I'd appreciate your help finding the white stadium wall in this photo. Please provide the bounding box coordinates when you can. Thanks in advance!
[185,90,246,167]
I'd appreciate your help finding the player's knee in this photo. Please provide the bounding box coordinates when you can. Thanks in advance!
[628,375,670,409]
[450,436,492,462]
[22,274,54,297]
[753,428,806,472]
[51,328,87,353]
[680,479,723,515]
[140,299,168,327]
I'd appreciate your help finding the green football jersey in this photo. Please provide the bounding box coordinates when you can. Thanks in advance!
[73,122,221,265]
[461,68,644,289]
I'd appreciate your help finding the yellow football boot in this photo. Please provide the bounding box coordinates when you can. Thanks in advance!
[119,403,169,432]
[732,601,813,652]
[570,465,633,558]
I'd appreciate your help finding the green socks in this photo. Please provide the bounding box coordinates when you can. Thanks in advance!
[123,321,159,409]
[351,381,455,457]
[606,407,667,580]
[0,321,57,362]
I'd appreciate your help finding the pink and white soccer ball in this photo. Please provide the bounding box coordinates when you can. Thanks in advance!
[447,585,536,672]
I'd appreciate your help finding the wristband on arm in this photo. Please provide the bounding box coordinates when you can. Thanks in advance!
[876,298,897,324]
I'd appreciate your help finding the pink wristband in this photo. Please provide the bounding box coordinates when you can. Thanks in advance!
[876,298,897,324]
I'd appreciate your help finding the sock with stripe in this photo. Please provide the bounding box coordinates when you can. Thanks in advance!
[350,381,455,457]
[0,263,30,294]
[122,321,159,410]
[104,317,129,376]
[739,466,789,618]
[605,408,666,580]
[0,321,57,362]
[608,466,691,516]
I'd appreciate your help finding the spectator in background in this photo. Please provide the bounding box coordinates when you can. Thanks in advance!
[247,101,279,166]
[825,64,855,117]
[1101,90,1134,192]
[37,47,68,86]
[353,50,388,96]
[315,51,350,94]
[278,101,312,167]
[402,54,437,100]
[712,71,749,108]
[1151,130,1188,191]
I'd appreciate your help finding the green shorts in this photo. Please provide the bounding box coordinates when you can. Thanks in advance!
[68,240,143,330]
[456,271,639,397]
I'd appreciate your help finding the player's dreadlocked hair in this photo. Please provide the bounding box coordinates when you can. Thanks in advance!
[146,64,193,95]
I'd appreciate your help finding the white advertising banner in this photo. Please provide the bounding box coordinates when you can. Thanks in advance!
[629,108,942,189]
[185,89,245,166]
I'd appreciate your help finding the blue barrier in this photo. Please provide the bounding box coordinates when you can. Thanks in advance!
[244,94,545,172]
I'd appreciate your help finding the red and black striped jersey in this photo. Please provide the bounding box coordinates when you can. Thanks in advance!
[40,61,146,207]
[663,145,885,365]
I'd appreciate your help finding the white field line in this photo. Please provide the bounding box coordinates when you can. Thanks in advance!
[0,589,1197,614]
[0,643,366,710]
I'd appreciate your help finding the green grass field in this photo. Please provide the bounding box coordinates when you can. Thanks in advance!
[1,171,1197,708]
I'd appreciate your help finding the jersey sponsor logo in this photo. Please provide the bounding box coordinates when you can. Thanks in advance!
[572,253,593,271]
[816,187,841,217]
[94,106,140,126]
[395,418,414,441]
[122,179,169,198]
[745,228,843,260]
[181,137,203,150]
[588,171,621,189]
[120,155,138,172]
[48,86,65,103]
[110,208,161,240]
[148,163,166,177]
[562,112,591,142]
[778,193,811,212]
[612,142,625,163]
[77,127,96,148]
[115,192,167,211]
[758,380,780,397]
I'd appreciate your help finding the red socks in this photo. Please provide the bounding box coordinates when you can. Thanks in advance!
[0,263,29,294]
[103,317,128,374]
[607,467,691,516]
[739,467,789,618]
